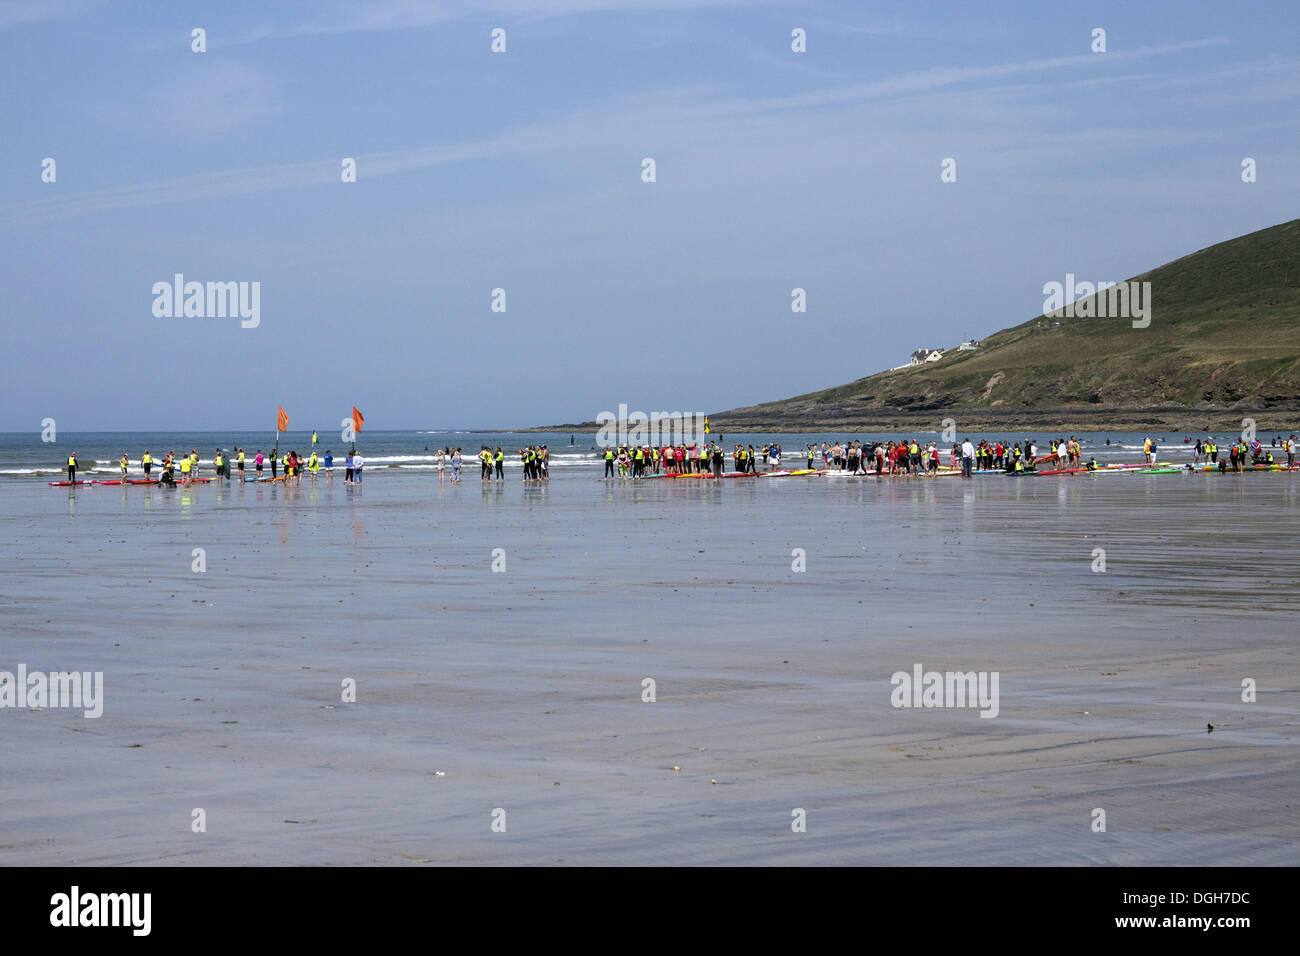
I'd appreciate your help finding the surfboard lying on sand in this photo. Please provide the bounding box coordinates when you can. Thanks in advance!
[48,480,95,486]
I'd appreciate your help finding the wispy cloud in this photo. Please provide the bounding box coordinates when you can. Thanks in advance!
[0,35,1243,228]
[692,37,1230,116]
[0,0,103,30]
[89,60,284,139]
[0,132,550,226]
[167,0,764,48]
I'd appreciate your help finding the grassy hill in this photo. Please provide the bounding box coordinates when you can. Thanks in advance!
[712,218,1300,432]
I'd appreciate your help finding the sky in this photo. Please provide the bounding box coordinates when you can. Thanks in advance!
[1,0,1296,431]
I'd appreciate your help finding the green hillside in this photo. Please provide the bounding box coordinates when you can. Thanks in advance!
[714,218,1300,432]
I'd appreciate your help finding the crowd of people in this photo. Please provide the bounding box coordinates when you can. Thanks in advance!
[599,442,731,478]
[59,432,1300,487]
[1186,435,1298,469]
[428,446,550,482]
[66,447,373,485]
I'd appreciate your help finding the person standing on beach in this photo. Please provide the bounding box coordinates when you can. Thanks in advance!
[65,452,78,483]
[141,450,152,478]
[236,448,245,481]
[437,447,447,482]
[604,447,615,477]
[451,448,462,481]
[270,450,278,479]
[255,450,264,477]
[344,451,354,483]
[495,447,505,481]
[353,450,364,483]
[119,453,129,480]
[960,438,975,478]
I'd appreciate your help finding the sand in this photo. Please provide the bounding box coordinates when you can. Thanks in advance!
[1,471,1297,864]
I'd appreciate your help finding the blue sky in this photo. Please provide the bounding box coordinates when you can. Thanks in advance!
[1,0,1296,430]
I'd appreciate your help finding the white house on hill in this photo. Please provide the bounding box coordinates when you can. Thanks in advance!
[957,339,980,351]
[910,348,944,365]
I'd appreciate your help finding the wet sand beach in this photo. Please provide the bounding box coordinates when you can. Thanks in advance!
[2,471,1297,865]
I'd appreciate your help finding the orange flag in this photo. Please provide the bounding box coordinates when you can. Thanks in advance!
[277,406,290,432]
[352,406,365,434]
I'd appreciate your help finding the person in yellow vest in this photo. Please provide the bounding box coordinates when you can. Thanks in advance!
[494,447,504,481]
[236,448,245,481]
[308,451,319,479]
[179,454,192,482]
[141,450,153,478]
[604,447,615,478]
[66,452,78,483]
[120,453,129,479]
[214,450,224,479]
